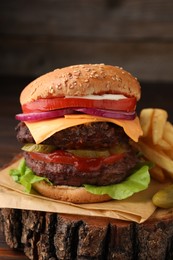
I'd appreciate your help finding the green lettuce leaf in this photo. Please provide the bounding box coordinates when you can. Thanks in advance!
[9,159,51,193]
[84,165,150,200]
[9,159,150,200]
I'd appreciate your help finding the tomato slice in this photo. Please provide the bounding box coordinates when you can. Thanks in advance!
[29,151,125,172]
[22,97,136,113]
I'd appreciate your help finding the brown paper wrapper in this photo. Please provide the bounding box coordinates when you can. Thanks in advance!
[0,158,167,223]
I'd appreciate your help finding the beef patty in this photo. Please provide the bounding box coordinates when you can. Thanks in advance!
[16,121,127,149]
[23,149,138,186]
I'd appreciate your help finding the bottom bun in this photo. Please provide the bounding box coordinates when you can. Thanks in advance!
[33,181,111,204]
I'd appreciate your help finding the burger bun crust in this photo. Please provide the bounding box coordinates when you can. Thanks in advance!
[33,181,111,204]
[20,64,141,105]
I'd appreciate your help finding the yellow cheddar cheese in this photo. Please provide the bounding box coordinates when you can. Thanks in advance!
[25,114,143,144]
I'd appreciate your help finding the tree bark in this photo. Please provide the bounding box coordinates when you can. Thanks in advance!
[0,208,173,260]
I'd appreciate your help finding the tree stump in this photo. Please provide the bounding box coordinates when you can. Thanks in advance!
[1,207,173,259]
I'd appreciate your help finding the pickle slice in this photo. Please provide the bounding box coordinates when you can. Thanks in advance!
[152,184,173,208]
[109,144,127,155]
[67,144,127,158]
[22,143,56,153]
[67,149,110,158]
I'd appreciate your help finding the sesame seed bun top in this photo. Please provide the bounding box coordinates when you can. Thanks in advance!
[20,64,141,105]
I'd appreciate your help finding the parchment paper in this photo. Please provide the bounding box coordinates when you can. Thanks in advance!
[0,158,166,223]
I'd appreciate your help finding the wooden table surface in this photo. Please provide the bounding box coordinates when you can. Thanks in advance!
[0,78,173,259]
[0,80,28,258]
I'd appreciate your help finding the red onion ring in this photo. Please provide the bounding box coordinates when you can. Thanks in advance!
[15,108,136,122]
[74,108,136,120]
[15,108,74,122]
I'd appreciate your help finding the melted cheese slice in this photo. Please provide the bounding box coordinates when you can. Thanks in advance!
[25,114,143,144]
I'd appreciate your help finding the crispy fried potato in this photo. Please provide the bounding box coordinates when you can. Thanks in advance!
[151,109,168,144]
[139,108,173,183]
[163,123,173,146]
[139,108,154,137]
[165,149,173,160]
[138,141,173,179]
[156,139,172,151]
[149,165,165,182]
[164,121,173,134]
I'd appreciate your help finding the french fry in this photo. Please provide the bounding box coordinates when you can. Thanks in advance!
[163,123,173,146]
[164,121,173,134]
[151,109,168,144]
[149,165,165,183]
[139,108,154,137]
[139,108,173,185]
[165,149,173,160]
[156,139,172,151]
[138,141,173,179]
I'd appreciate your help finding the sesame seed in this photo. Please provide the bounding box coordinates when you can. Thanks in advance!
[84,79,89,83]
[56,83,62,90]
[114,75,122,82]
[90,71,99,79]
[73,70,81,77]
[89,74,93,79]
[49,86,54,94]
[106,82,110,88]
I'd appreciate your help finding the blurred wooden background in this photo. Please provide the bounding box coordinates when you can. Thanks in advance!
[0,0,173,84]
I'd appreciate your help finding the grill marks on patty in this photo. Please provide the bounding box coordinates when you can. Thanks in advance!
[16,121,127,149]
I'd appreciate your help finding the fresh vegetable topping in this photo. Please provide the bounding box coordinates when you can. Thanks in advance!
[84,165,150,200]
[152,184,173,208]
[22,143,57,153]
[67,149,110,158]
[22,96,136,113]
[75,108,136,120]
[15,108,74,122]
[16,108,136,122]
[9,159,51,193]
[9,159,150,200]
[22,144,119,158]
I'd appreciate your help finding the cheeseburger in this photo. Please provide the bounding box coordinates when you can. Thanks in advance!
[13,64,150,203]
